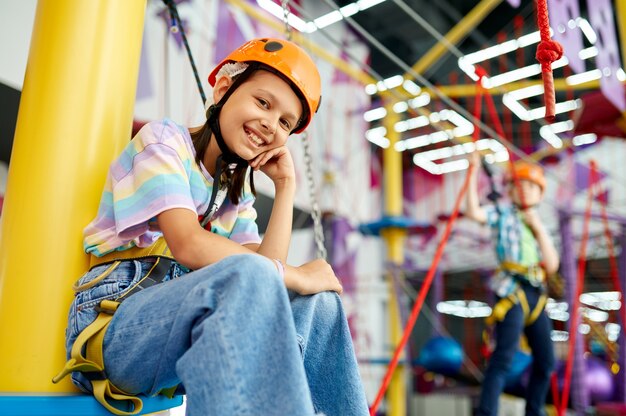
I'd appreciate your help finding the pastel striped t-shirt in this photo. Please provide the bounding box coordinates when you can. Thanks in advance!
[84,118,261,257]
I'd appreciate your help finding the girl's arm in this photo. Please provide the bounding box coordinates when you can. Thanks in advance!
[521,209,560,274]
[251,177,295,262]
[465,151,488,224]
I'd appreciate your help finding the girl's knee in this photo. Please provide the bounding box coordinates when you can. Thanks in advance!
[308,291,344,321]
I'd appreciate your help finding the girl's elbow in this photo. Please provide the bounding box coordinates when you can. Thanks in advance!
[167,233,203,270]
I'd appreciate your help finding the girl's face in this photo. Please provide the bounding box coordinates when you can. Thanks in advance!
[509,179,542,208]
[214,70,303,161]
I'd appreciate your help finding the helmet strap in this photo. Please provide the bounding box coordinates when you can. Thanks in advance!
[206,62,260,166]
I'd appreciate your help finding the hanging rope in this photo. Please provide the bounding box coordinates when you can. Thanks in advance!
[368,163,474,415]
[534,0,563,122]
[556,160,596,416]
[163,0,207,106]
[369,68,491,416]
[598,188,626,330]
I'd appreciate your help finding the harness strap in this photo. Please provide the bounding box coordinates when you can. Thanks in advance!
[485,287,548,327]
[54,244,176,415]
[499,260,546,282]
[89,237,173,269]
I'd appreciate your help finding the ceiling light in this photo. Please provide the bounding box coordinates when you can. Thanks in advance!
[436,300,493,318]
[394,115,430,133]
[606,323,621,342]
[363,107,387,122]
[526,99,580,121]
[395,110,473,151]
[539,120,573,148]
[256,0,387,34]
[577,17,597,44]
[583,308,609,323]
[393,102,408,113]
[364,84,378,95]
[551,330,569,341]
[580,291,622,311]
[402,80,421,95]
[411,138,509,174]
[578,46,598,60]
[365,126,389,148]
[573,133,597,146]
[566,69,602,85]
[256,0,311,32]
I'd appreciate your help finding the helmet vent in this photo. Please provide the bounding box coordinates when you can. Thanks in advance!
[264,41,283,52]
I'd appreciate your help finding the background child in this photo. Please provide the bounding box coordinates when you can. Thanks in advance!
[56,38,368,416]
[465,152,559,416]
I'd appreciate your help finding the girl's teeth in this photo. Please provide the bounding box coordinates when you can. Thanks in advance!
[247,130,263,146]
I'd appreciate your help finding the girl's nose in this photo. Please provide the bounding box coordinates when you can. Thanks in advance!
[261,117,276,134]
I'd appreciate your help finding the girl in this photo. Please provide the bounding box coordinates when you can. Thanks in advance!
[56,38,369,416]
[465,152,558,416]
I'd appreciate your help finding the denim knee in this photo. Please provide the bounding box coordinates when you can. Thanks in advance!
[219,254,279,279]
[208,254,284,299]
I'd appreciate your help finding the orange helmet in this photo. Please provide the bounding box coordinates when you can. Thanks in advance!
[208,38,322,133]
[506,161,546,191]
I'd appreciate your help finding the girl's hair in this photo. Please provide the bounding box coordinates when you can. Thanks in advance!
[189,119,254,206]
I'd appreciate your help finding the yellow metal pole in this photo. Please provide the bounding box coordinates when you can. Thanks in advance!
[423,77,602,98]
[408,0,503,78]
[0,0,146,392]
[380,101,407,416]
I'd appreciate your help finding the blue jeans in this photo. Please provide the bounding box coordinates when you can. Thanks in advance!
[476,284,555,416]
[65,254,369,416]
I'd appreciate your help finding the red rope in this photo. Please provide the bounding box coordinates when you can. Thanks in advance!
[368,164,474,415]
[368,69,488,416]
[535,0,563,121]
[558,160,596,416]
[598,176,626,330]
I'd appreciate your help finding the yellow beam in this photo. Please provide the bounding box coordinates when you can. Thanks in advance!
[407,0,504,78]
[0,0,146,392]
[381,101,407,416]
[423,78,601,98]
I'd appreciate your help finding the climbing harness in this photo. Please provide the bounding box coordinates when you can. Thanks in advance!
[485,281,548,328]
[53,238,177,415]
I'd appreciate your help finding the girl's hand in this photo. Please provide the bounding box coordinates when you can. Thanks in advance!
[290,259,343,295]
[249,145,295,184]
[520,207,541,230]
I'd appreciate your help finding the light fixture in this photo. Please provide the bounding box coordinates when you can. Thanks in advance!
[572,133,597,146]
[395,109,474,152]
[256,0,387,34]
[436,300,492,318]
[412,139,509,175]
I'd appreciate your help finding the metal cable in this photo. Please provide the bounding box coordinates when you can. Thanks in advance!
[281,0,327,260]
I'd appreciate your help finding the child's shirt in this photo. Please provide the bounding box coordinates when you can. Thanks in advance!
[484,204,543,297]
[84,119,262,257]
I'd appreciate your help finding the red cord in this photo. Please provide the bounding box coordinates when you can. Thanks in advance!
[368,68,488,416]
[535,0,563,121]
[368,164,474,415]
[598,175,626,330]
[558,160,596,415]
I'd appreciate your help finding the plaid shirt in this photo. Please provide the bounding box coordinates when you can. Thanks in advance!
[485,204,543,297]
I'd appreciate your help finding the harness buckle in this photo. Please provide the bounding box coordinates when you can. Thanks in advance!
[95,300,120,315]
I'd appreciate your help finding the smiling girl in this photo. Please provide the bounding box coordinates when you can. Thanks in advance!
[56,38,368,416]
